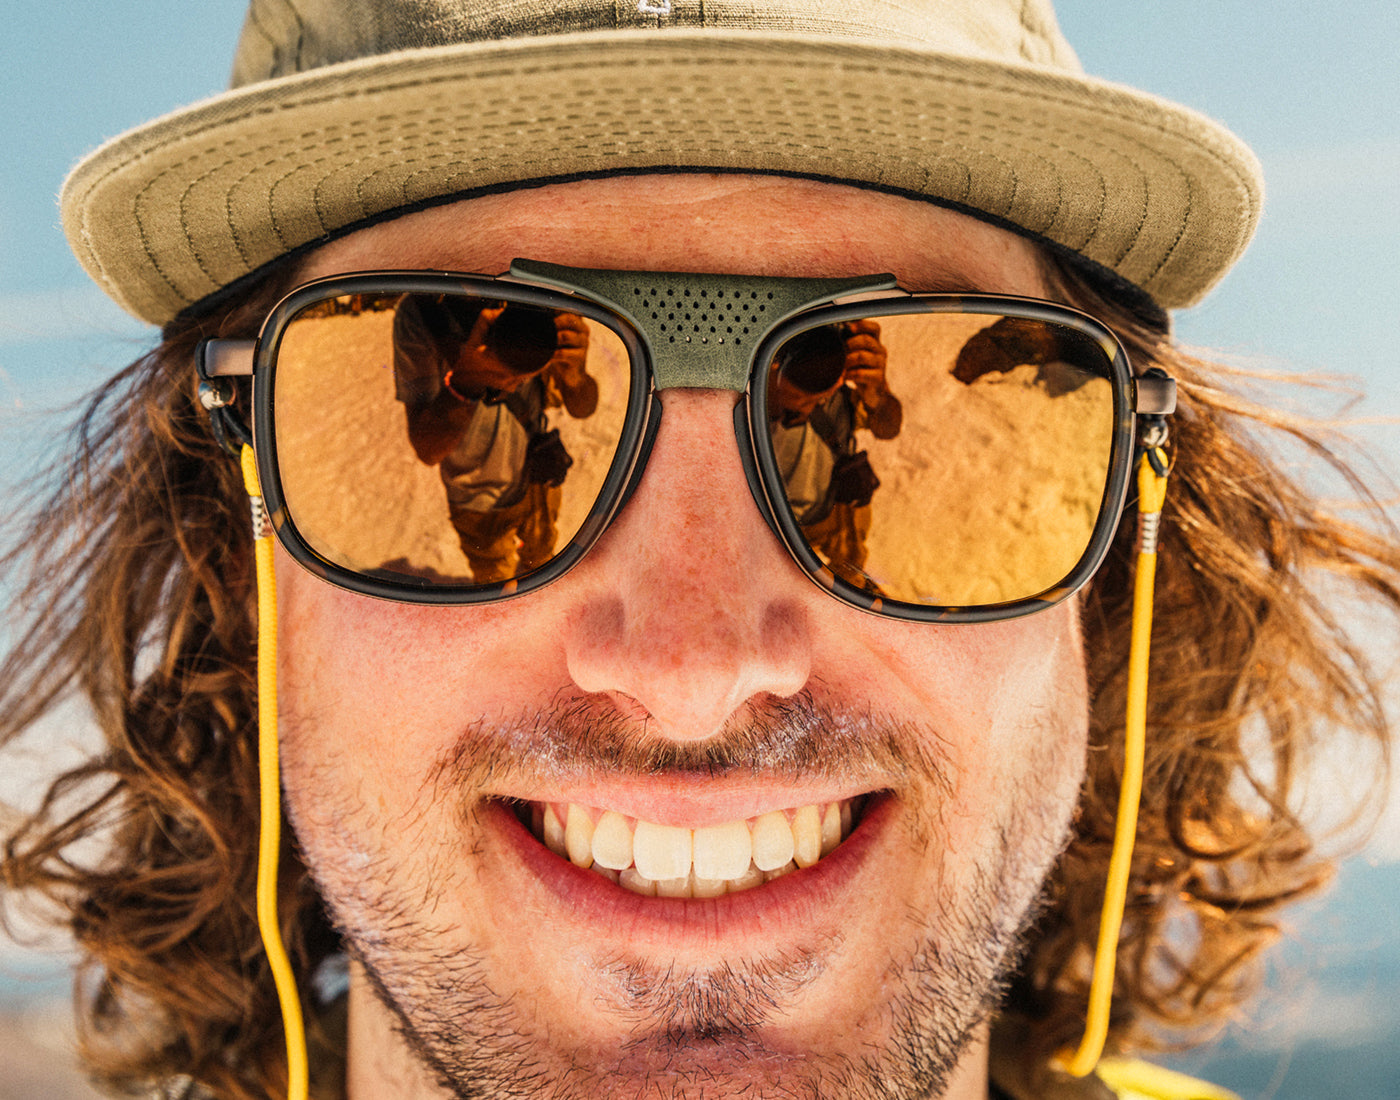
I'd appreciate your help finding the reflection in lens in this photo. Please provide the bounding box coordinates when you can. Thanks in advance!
[768,320,902,591]
[767,312,1116,606]
[273,291,631,587]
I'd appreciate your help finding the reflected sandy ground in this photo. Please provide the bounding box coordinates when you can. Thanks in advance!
[855,313,1113,605]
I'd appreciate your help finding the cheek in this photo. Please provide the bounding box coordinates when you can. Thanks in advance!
[271,553,575,842]
[847,603,1088,833]
[273,561,552,911]
[276,550,562,747]
[965,607,1088,828]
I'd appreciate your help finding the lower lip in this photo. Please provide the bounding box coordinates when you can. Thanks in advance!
[484,795,893,945]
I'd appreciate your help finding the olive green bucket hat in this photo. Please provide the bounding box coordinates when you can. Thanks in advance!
[61,0,1262,326]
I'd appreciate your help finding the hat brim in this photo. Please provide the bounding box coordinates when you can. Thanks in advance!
[61,30,1262,325]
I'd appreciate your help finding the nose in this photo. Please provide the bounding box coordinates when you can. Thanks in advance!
[564,389,812,741]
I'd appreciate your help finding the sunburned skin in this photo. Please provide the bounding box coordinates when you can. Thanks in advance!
[276,173,1090,1100]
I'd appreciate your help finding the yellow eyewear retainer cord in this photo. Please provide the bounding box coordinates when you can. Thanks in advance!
[239,441,1169,1099]
[1054,444,1171,1078]
[241,445,310,1100]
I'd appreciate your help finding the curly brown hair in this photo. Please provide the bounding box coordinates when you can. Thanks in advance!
[1,250,1396,1099]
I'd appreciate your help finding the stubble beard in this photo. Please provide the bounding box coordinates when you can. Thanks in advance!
[287,695,1079,1100]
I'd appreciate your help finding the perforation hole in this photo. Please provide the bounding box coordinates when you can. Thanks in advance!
[632,283,748,345]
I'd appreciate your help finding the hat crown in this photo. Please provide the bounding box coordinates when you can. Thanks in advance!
[230,0,1081,87]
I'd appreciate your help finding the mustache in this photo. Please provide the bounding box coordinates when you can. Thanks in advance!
[428,689,956,796]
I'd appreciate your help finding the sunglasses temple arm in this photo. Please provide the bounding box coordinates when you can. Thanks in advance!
[1053,434,1171,1078]
[239,444,311,1100]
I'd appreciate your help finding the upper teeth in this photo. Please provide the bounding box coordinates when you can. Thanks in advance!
[526,800,857,898]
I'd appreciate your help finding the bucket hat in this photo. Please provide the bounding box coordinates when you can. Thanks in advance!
[60,0,1262,326]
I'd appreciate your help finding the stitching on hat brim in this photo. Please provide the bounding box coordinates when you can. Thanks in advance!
[168,163,1168,336]
[73,51,1254,302]
[62,34,1260,323]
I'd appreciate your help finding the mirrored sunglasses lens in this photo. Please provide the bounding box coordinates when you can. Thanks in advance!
[272,291,632,587]
[766,312,1118,606]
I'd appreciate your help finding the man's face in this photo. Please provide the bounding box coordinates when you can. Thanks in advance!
[277,175,1090,1100]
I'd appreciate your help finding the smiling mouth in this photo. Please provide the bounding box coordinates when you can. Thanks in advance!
[512,797,870,899]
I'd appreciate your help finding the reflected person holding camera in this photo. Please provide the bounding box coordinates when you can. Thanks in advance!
[768,319,902,589]
[393,294,599,582]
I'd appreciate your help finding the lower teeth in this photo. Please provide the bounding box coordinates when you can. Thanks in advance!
[611,861,796,898]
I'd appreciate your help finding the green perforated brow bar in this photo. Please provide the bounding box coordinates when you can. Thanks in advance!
[507,258,899,390]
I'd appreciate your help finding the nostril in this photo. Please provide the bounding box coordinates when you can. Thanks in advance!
[565,593,812,744]
[594,689,652,726]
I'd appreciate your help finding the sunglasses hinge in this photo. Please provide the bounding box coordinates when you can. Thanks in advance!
[1133,367,1176,416]
[195,338,255,456]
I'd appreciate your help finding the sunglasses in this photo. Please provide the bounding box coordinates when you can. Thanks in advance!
[196,259,1175,622]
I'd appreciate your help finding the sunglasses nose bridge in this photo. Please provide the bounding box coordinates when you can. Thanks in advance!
[508,258,897,392]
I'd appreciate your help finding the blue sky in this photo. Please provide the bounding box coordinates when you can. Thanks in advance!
[1059,2,1400,430]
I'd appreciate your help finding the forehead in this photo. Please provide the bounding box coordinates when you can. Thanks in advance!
[299,174,1050,296]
